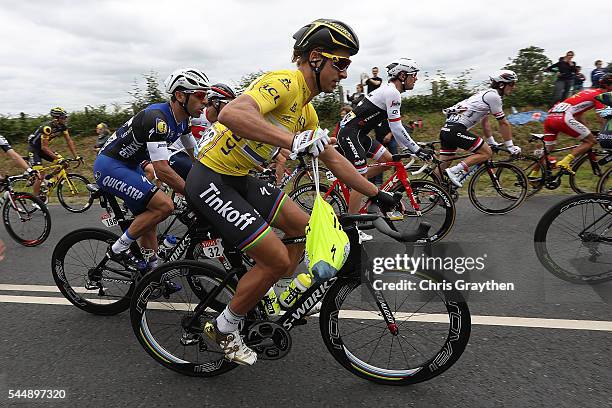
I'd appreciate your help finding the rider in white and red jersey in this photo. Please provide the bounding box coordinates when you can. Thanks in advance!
[543,73,612,171]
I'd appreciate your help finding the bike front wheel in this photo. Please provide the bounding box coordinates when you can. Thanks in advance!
[534,193,612,284]
[57,173,93,213]
[2,192,51,246]
[390,180,456,243]
[288,182,348,215]
[52,228,136,315]
[467,162,528,214]
[319,272,471,385]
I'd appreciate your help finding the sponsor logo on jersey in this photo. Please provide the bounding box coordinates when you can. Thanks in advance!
[278,78,291,91]
[290,102,298,113]
[391,100,401,107]
[259,84,280,104]
[156,118,168,134]
[101,175,146,200]
[119,139,144,158]
[198,183,257,230]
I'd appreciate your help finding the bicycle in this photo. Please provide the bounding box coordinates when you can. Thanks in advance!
[407,141,528,215]
[534,193,612,284]
[129,204,471,385]
[0,173,51,246]
[289,152,456,243]
[595,162,612,194]
[13,157,93,213]
[51,184,218,315]
[252,155,334,191]
[504,132,610,197]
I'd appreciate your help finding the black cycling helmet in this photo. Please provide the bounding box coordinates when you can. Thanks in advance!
[293,19,359,56]
[599,73,612,88]
[207,83,236,101]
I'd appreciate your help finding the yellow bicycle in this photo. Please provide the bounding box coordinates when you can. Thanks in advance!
[15,158,93,213]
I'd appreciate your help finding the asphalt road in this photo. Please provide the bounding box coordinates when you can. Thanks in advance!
[1,196,610,408]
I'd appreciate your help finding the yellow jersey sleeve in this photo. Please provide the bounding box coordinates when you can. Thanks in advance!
[244,71,298,115]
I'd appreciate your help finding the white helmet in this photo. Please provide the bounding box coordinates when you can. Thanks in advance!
[164,68,210,94]
[489,69,518,84]
[386,58,419,78]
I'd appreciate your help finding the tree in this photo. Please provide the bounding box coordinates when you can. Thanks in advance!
[504,46,552,85]
[234,70,266,95]
[129,71,165,113]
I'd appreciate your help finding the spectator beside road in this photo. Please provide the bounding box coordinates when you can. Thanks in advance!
[364,67,383,94]
[573,66,585,93]
[546,51,577,104]
[94,123,112,153]
[591,60,607,88]
[346,84,364,109]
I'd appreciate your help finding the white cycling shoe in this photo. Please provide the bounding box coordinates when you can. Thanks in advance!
[204,321,257,366]
[445,167,466,188]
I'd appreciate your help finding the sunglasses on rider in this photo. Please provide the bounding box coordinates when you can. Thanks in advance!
[320,52,352,72]
[182,90,208,101]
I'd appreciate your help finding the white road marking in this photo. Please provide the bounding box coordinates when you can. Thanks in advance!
[1,284,611,332]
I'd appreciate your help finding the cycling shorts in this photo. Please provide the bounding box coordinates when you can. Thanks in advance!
[185,162,286,252]
[168,151,192,181]
[336,129,387,175]
[543,113,591,143]
[27,146,54,166]
[93,154,158,215]
[439,123,484,156]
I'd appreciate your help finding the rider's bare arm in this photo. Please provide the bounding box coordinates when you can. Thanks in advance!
[63,133,78,158]
[152,160,185,195]
[481,116,493,139]
[41,136,59,160]
[218,95,294,149]
[498,117,513,142]
[6,149,30,171]
[319,147,378,197]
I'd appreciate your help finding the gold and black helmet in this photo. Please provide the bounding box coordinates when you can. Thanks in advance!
[293,19,359,56]
[50,107,67,118]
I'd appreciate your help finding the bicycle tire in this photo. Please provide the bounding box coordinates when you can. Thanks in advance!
[2,192,51,247]
[390,179,456,243]
[130,260,239,377]
[319,272,471,385]
[52,228,135,315]
[288,182,348,215]
[467,162,528,215]
[57,173,93,213]
[569,153,605,194]
[534,193,612,284]
[292,166,333,190]
[596,166,612,194]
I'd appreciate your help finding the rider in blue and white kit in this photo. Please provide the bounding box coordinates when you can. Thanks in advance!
[93,68,210,270]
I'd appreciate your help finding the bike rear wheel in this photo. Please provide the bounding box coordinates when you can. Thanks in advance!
[52,228,136,315]
[534,193,612,284]
[467,162,528,214]
[596,166,612,194]
[319,272,471,385]
[2,192,51,246]
[130,260,239,377]
[57,173,94,213]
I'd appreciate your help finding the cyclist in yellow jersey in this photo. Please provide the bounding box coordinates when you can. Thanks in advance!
[185,19,398,366]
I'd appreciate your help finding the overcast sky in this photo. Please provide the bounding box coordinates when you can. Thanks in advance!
[1,0,609,116]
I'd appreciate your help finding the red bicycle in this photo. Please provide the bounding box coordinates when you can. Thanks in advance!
[289,152,456,243]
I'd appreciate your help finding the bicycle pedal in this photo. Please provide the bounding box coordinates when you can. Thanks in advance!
[180,333,201,346]
[84,280,102,290]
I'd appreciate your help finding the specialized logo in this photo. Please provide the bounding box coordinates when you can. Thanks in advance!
[156,118,168,134]
[199,183,257,230]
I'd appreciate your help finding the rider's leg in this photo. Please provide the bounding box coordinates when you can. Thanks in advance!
[557,117,594,170]
[271,197,309,279]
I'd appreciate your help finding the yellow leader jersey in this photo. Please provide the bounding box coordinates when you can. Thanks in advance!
[198,69,318,176]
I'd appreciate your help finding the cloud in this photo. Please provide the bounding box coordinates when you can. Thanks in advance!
[0,0,609,115]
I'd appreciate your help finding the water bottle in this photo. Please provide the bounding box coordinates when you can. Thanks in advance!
[279,273,312,309]
[261,287,281,317]
[157,235,177,260]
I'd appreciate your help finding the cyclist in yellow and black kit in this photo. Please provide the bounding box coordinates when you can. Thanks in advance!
[27,107,80,200]
[185,18,398,366]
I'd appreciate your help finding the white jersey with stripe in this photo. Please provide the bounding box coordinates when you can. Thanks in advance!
[443,89,505,129]
[340,82,420,153]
